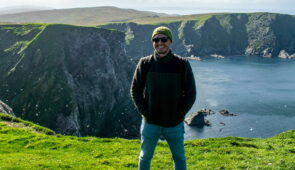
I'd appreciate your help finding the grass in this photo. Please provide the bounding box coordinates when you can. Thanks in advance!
[126,13,215,26]
[0,113,294,169]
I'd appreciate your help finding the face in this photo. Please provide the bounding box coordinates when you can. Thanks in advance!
[152,34,172,56]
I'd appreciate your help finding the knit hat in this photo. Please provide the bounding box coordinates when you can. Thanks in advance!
[151,26,172,42]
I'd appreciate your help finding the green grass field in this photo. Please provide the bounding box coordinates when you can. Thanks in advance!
[0,113,294,169]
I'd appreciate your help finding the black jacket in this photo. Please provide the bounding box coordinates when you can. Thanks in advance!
[130,51,196,127]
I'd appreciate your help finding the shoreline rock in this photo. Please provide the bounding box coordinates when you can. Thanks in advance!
[186,55,201,61]
[185,108,238,127]
[199,108,215,115]
[210,54,225,59]
[278,50,295,59]
[219,109,237,116]
[185,110,211,127]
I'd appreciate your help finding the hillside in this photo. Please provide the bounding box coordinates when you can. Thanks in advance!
[0,24,140,138]
[0,6,53,15]
[102,12,295,59]
[0,113,294,169]
[0,6,171,26]
[0,21,17,25]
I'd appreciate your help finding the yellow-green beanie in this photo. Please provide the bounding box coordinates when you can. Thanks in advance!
[151,26,172,42]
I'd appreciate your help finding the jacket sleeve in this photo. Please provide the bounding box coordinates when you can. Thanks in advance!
[130,58,148,116]
[179,60,196,116]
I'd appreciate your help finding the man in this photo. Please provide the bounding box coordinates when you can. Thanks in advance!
[130,26,196,170]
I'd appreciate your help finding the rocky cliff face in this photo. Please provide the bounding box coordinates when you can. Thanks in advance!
[102,13,295,59]
[0,100,15,116]
[0,24,140,138]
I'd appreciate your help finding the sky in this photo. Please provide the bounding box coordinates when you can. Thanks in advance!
[0,0,294,15]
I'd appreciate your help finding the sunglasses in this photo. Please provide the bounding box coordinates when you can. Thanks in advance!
[152,37,168,43]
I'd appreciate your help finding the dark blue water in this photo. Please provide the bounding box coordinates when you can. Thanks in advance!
[185,56,295,140]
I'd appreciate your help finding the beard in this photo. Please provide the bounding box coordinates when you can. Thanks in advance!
[156,48,170,56]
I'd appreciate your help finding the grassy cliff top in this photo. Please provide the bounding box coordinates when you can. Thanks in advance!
[0,113,294,169]
[126,13,218,25]
[0,23,123,55]
[105,12,295,27]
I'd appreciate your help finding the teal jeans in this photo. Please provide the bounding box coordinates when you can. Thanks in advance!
[138,119,186,170]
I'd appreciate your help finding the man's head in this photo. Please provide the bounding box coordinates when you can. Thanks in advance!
[151,26,172,57]
[151,26,172,42]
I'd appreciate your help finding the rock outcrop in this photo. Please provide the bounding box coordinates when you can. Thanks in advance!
[185,109,211,127]
[0,24,140,138]
[186,108,238,127]
[0,100,15,116]
[219,109,237,116]
[278,50,295,59]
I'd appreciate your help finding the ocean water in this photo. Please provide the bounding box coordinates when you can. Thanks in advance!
[185,56,295,140]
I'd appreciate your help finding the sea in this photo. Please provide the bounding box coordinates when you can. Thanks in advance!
[185,56,295,140]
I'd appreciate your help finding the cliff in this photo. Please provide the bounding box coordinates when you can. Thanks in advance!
[101,13,295,59]
[0,24,140,138]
